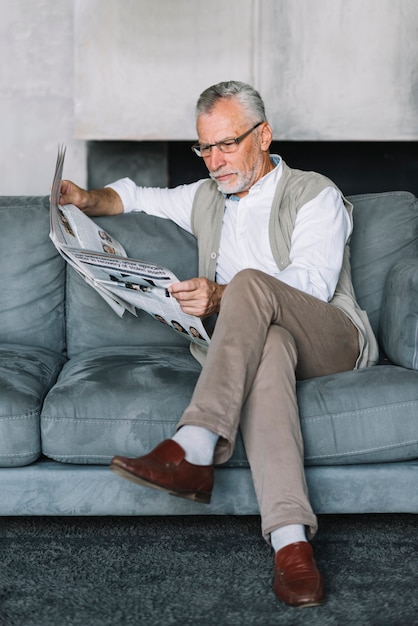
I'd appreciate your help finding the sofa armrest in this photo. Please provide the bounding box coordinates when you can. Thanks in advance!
[379,258,418,370]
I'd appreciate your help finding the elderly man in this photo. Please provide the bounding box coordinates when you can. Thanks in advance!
[59,81,378,608]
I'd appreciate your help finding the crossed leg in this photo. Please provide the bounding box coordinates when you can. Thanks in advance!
[177,268,359,536]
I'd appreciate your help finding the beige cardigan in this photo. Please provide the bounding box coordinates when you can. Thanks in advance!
[189,160,378,369]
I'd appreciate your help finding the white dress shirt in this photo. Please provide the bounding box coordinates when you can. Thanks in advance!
[107,156,351,302]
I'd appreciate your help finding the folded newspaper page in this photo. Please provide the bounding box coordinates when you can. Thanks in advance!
[49,146,210,347]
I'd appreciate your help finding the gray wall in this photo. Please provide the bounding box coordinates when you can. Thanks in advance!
[0,0,86,195]
[75,0,418,141]
[1,0,417,195]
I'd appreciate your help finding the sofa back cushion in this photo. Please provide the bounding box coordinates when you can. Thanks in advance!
[65,191,418,356]
[66,212,200,357]
[348,191,418,336]
[0,196,66,354]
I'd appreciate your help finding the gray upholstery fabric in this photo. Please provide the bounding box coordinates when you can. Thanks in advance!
[0,196,66,354]
[298,365,418,465]
[348,191,418,336]
[0,459,416,516]
[0,196,67,467]
[379,259,418,370]
[0,192,417,513]
[0,344,65,467]
[41,353,418,467]
[66,213,199,357]
[41,346,201,464]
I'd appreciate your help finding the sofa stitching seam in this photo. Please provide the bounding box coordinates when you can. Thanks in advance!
[302,400,418,422]
[305,438,418,460]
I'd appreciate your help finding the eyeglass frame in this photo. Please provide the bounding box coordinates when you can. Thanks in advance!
[191,121,264,158]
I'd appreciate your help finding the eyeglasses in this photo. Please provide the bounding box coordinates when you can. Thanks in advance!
[191,122,263,158]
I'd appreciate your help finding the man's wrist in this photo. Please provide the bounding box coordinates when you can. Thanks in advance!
[87,188,123,215]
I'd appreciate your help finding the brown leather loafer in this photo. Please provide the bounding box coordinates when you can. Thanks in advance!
[273,542,325,608]
[110,439,214,504]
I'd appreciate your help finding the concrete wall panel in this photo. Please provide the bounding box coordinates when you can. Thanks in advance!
[75,0,256,140]
[0,0,86,195]
[75,0,418,141]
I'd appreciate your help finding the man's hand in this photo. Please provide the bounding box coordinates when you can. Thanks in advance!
[58,180,123,216]
[169,278,227,318]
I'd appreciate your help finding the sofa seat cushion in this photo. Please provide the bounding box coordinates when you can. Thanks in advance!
[0,344,66,467]
[41,347,418,468]
[41,346,202,464]
[299,365,418,465]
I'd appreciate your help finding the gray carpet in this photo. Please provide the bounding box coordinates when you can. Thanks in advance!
[0,514,417,626]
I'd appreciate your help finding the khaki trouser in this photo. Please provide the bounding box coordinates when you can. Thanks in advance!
[178,269,360,541]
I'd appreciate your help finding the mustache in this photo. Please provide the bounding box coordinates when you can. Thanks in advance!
[209,168,235,179]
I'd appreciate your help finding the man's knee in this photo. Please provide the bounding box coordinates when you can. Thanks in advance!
[231,268,264,287]
[223,268,269,305]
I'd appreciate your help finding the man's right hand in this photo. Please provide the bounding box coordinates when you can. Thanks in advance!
[59,180,124,216]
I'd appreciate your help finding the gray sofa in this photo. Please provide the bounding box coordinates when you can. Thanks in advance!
[1,191,417,517]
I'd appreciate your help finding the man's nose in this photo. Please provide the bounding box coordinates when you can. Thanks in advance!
[205,146,227,171]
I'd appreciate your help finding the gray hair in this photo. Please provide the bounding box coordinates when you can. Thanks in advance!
[196,81,268,124]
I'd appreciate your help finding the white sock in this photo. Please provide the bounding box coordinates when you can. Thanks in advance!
[271,524,307,553]
[172,425,218,465]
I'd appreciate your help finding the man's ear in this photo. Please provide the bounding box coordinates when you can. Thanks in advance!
[260,122,273,151]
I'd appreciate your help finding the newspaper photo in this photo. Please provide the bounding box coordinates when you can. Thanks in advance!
[49,146,211,347]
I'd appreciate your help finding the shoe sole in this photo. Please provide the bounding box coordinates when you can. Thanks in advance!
[294,599,325,609]
[109,463,212,504]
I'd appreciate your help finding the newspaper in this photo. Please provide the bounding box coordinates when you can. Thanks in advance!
[49,146,210,347]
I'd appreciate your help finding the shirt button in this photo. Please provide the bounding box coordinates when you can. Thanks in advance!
[210,252,217,259]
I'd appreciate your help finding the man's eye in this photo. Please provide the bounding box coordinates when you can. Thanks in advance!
[221,140,236,148]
